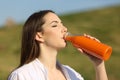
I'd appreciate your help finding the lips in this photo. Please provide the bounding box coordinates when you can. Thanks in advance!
[63,33,68,39]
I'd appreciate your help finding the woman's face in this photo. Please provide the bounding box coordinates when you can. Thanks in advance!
[41,12,68,50]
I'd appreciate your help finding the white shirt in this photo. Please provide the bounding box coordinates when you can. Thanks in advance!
[8,58,84,80]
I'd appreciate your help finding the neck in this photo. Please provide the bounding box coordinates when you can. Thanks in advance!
[38,44,58,70]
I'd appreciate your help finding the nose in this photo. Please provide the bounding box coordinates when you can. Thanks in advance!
[62,25,67,33]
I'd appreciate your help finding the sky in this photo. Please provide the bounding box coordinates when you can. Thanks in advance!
[0,0,120,26]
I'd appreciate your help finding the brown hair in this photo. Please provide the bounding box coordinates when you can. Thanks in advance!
[19,10,55,67]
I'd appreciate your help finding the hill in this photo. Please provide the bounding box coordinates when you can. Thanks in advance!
[0,5,120,80]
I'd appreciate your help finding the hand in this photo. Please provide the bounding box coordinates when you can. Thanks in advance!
[74,34,108,80]
[74,34,103,65]
[77,48,103,65]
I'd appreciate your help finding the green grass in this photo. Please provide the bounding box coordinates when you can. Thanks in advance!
[0,5,120,80]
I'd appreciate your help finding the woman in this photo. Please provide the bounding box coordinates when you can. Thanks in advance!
[8,10,108,80]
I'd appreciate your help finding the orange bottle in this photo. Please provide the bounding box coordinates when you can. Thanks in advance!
[65,33,112,61]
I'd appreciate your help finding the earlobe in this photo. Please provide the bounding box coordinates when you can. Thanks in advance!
[35,32,44,42]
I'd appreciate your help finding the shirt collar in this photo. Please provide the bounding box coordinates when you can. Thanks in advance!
[35,58,71,80]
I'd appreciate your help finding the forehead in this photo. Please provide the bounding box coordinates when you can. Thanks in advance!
[43,12,61,24]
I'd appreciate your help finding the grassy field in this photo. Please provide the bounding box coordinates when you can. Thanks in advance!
[0,5,120,80]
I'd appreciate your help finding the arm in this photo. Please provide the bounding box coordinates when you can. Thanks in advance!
[94,60,108,80]
[76,34,108,80]
[77,48,108,80]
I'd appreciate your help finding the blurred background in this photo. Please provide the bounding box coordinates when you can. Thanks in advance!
[0,0,120,80]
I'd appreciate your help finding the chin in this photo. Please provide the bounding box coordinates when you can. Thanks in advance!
[60,44,67,49]
[57,41,67,49]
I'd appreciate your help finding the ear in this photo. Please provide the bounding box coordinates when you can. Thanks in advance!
[35,32,44,42]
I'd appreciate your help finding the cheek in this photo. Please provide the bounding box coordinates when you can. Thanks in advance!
[44,29,59,38]
[43,33,60,48]
[44,30,60,43]
[43,30,58,42]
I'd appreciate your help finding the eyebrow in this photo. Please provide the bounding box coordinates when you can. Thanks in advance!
[49,21,60,24]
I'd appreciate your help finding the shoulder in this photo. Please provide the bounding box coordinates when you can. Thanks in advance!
[63,65,84,80]
[8,59,41,80]
[8,59,47,80]
[8,63,33,80]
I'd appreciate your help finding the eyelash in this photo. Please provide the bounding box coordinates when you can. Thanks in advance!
[51,23,64,27]
[52,25,57,27]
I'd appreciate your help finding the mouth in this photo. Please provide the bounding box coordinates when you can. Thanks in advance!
[63,33,68,40]
[62,37,67,44]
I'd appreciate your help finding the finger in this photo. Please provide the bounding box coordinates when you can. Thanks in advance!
[77,48,84,53]
[83,34,101,42]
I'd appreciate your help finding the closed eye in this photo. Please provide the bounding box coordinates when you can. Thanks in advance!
[52,25,57,27]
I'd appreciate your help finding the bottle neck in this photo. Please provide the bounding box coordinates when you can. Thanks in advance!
[64,32,82,41]
[64,32,73,41]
